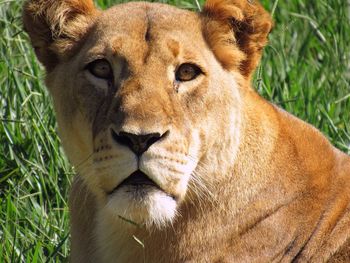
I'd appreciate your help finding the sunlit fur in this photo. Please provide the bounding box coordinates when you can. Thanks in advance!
[23,0,350,262]
[107,189,178,228]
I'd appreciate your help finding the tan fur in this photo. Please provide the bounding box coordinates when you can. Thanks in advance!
[23,0,350,262]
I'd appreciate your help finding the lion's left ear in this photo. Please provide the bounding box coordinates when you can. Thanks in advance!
[201,0,273,81]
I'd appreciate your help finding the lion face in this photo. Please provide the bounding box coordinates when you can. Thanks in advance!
[23,0,271,227]
[49,3,240,227]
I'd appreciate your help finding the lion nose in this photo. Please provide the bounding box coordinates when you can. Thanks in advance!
[111,130,167,156]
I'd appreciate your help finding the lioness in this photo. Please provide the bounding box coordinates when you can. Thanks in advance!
[23,0,350,262]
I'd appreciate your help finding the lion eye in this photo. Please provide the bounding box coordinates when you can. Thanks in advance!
[175,63,202,82]
[87,59,113,79]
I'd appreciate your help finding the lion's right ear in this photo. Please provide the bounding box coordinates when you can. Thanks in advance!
[23,0,98,71]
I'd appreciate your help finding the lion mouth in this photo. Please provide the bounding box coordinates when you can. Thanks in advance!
[108,170,161,195]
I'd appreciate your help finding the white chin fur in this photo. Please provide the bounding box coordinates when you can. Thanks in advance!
[106,188,177,228]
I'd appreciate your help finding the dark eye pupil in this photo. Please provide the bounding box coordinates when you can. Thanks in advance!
[176,63,201,82]
[182,67,194,75]
[87,59,113,79]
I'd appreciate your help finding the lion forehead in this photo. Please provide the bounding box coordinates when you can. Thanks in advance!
[91,2,204,46]
[101,2,200,31]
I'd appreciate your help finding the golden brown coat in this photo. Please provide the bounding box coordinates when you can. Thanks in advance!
[23,0,350,262]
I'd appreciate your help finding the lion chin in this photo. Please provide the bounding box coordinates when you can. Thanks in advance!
[106,170,177,228]
[23,0,350,262]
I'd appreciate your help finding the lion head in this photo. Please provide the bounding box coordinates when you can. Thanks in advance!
[23,0,272,227]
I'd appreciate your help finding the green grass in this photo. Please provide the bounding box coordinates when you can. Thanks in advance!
[0,0,349,262]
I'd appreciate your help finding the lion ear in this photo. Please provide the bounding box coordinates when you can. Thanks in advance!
[201,0,273,80]
[23,0,98,71]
